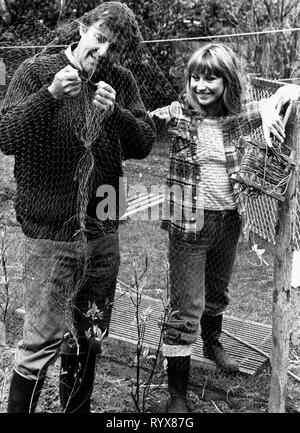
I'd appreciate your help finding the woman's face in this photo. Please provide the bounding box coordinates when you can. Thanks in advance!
[190,71,225,115]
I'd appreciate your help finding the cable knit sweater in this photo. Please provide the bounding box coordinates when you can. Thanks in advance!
[0,51,155,240]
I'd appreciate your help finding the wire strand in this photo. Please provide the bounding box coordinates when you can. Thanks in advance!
[0,27,300,49]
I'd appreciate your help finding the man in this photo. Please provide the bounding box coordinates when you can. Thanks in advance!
[0,2,155,413]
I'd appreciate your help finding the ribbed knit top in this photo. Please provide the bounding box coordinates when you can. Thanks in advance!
[196,118,236,210]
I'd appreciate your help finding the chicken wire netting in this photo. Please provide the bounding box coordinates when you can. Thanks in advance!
[0,17,299,381]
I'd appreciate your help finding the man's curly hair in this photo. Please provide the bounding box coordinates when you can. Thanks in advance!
[80,2,142,53]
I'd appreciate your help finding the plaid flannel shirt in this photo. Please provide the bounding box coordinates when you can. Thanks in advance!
[150,100,262,242]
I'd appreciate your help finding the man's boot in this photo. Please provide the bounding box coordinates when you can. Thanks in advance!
[201,313,239,373]
[59,351,96,413]
[7,370,45,413]
[166,356,190,413]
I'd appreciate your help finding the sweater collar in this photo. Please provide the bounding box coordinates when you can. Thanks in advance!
[64,43,82,71]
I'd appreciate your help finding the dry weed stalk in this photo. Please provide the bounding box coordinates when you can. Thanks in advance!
[129,256,171,412]
[0,225,9,345]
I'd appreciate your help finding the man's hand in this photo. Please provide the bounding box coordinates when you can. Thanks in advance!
[261,97,286,148]
[48,65,82,99]
[93,81,116,113]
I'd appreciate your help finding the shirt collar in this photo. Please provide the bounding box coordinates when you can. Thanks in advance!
[65,43,82,70]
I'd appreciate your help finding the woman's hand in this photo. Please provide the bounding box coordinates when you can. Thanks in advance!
[261,84,300,148]
[261,97,286,148]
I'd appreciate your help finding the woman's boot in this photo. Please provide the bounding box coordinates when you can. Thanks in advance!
[201,313,239,373]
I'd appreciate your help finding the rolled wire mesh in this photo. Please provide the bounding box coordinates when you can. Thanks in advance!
[246,76,300,249]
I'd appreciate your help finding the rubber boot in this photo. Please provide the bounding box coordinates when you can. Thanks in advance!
[7,370,45,413]
[166,356,190,413]
[59,351,96,413]
[201,313,239,373]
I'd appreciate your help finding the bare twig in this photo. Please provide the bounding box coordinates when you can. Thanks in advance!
[0,226,9,324]
[201,376,208,398]
[130,257,170,412]
[211,400,223,413]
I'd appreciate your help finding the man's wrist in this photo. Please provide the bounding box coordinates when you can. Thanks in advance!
[47,85,60,100]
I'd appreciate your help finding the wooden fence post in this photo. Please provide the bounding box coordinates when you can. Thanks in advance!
[268,101,300,413]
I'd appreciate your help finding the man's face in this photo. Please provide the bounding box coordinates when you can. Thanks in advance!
[76,19,115,72]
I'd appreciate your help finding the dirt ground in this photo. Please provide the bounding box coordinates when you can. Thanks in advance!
[1,329,300,414]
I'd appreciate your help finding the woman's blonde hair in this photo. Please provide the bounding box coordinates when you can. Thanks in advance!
[183,43,244,116]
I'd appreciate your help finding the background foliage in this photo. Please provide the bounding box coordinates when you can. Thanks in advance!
[0,0,299,102]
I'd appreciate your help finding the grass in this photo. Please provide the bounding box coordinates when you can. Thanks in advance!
[0,138,300,413]
[0,138,276,323]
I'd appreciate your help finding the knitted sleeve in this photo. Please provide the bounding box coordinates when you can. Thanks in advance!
[112,68,156,160]
[0,59,58,155]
